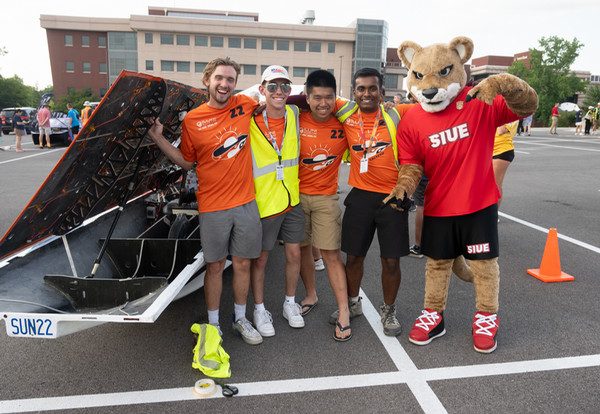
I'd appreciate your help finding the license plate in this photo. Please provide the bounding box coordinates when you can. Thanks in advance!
[5,316,56,338]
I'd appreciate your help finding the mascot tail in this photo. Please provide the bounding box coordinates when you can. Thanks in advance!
[452,256,474,283]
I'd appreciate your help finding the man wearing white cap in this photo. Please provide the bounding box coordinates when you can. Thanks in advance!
[593,102,600,134]
[249,65,306,336]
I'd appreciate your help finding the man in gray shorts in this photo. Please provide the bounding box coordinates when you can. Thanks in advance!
[149,57,263,345]
[249,65,306,337]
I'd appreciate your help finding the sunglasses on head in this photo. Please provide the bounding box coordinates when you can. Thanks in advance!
[266,83,291,93]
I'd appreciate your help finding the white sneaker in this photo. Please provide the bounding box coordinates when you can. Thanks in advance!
[232,317,263,345]
[253,308,275,337]
[283,302,305,328]
[314,258,325,271]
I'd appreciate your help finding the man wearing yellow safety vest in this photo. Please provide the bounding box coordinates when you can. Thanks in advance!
[249,65,306,337]
[332,68,413,337]
[81,101,93,127]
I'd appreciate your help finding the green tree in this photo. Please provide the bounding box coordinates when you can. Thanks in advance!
[0,75,34,108]
[509,36,586,124]
[582,84,600,109]
[54,88,98,112]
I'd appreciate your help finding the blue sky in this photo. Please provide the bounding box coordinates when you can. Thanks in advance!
[2,0,599,88]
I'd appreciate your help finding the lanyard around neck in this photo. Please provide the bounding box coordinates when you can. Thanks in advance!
[357,106,382,158]
[262,110,287,163]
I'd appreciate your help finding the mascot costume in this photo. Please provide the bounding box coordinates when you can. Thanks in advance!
[384,36,538,353]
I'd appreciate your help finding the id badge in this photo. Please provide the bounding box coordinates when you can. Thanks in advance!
[276,164,284,180]
[360,157,368,173]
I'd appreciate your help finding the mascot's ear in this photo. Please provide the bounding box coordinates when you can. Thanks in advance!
[448,36,474,64]
[398,41,422,68]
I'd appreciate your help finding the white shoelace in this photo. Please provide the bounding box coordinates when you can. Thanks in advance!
[473,313,498,336]
[257,310,273,324]
[415,310,441,331]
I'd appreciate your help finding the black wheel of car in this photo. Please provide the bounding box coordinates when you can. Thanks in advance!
[32,134,40,145]
[57,132,71,147]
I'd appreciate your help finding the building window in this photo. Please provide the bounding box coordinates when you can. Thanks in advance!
[160,34,174,45]
[261,65,270,74]
[145,33,153,44]
[66,61,74,72]
[328,42,335,53]
[177,61,190,72]
[229,37,241,48]
[99,62,107,73]
[309,42,321,53]
[195,62,207,73]
[195,35,208,46]
[308,67,320,74]
[327,68,335,75]
[211,36,223,47]
[82,36,90,47]
[244,38,257,49]
[109,32,137,50]
[261,39,274,50]
[243,64,257,75]
[277,40,289,51]
[65,35,73,46]
[177,35,190,46]
[82,62,91,73]
[98,36,106,48]
[67,87,75,93]
[384,73,399,90]
[100,88,108,97]
[145,60,153,71]
[293,67,306,77]
[294,41,306,52]
[161,60,175,71]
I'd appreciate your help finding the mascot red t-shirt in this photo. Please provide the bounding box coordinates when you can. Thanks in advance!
[397,86,519,217]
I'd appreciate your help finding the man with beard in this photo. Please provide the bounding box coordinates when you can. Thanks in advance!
[149,57,263,345]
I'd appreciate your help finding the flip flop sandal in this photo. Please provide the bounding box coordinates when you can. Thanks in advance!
[301,302,318,316]
[333,320,352,342]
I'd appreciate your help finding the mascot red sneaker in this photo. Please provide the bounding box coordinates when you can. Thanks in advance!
[384,36,537,353]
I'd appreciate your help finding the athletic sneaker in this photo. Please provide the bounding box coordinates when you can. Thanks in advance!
[328,297,363,324]
[409,309,446,345]
[472,311,499,353]
[283,302,305,328]
[409,244,424,258]
[314,258,325,271]
[232,316,263,345]
[253,308,275,337]
[379,303,402,336]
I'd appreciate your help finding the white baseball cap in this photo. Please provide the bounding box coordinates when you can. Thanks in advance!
[261,65,291,83]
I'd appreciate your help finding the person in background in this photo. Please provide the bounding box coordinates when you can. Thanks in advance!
[36,103,52,148]
[522,113,533,136]
[13,109,26,152]
[584,106,593,135]
[67,103,80,139]
[492,121,519,210]
[549,103,560,135]
[574,107,583,136]
[81,101,93,127]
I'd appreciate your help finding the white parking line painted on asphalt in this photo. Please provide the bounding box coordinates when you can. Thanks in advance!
[513,141,600,152]
[499,212,600,254]
[0,149,64,165]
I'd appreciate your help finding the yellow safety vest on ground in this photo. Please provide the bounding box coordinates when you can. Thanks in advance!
[335,102,401,170]
[191,323,231,378]
[250,105,300,218]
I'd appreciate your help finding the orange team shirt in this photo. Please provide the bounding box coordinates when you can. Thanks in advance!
[180,94,258,213]
[298,112,347,195]
[334,99,414,193]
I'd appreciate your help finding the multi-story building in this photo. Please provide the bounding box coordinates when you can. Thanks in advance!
[41,7,395,100]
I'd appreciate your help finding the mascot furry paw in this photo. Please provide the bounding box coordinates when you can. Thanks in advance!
[388,36,537,353]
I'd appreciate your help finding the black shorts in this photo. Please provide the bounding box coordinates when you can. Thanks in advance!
[421,204,499,260]
[493,150,514,162]
[341,187,409,258]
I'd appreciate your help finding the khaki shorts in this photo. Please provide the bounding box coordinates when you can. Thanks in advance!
[299,193,342,250]
[14,128,25,137]
[38,126,51,135]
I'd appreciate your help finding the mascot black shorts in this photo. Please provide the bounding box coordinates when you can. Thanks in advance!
[421,203,499,260]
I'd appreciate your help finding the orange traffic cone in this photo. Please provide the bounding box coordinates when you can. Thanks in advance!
[527,228,574,283]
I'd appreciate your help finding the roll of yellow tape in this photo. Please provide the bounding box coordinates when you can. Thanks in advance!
[193,379,217,398]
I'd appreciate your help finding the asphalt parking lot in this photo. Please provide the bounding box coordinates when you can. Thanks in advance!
[0,128,599,413]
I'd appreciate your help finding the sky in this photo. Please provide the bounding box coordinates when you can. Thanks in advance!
[1,0,599,89]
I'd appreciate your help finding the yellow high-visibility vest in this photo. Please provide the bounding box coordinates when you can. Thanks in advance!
[191,323,231,378]
[335,102,401,170]
[250,105,300,218]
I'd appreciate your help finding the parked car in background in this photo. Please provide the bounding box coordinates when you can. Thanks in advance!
[29,94,72,147]
[1,107,36,135]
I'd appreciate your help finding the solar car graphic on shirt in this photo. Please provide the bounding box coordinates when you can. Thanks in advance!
[212,130,248,160]
[301,148,338,171]
[350,141,391,159]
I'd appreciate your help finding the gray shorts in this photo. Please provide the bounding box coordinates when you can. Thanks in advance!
[38,126,51,135]
[261,204,305,250]
[198,200,262,263]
